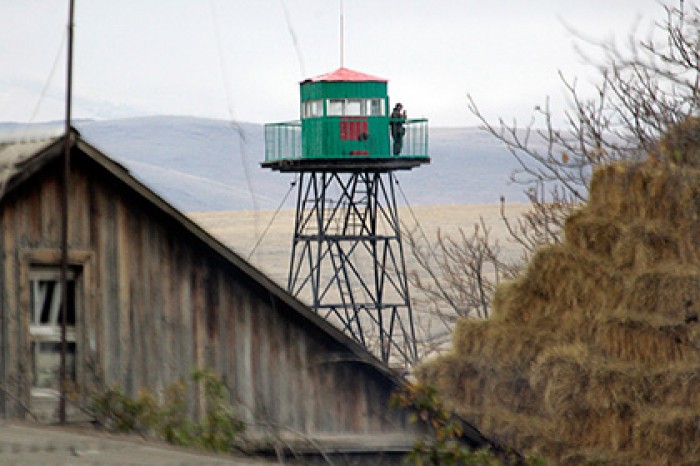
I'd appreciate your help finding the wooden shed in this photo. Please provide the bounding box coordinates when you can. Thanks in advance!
[0,129,491,462]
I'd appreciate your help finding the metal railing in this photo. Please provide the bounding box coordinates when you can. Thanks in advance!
[265,121,302,162]
[264,118,428,162]
[393,118,429,158]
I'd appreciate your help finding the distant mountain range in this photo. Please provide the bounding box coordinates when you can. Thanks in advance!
[0,116,527,212]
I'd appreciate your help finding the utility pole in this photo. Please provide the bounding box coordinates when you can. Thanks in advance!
[60,0,75,425]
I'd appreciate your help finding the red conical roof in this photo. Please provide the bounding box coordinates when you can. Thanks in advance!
[303,67,387,83]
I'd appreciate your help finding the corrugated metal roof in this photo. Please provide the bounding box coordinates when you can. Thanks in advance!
[303,67,387,83]
[0,137,59,190]
[0,123,63,144]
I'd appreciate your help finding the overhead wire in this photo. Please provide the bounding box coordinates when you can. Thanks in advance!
[242,0,309,258]
[29,31,67,124]
[275,0,307,219]
[207,0,308,260]
[0,17,66,205]
[207,0,260,228]
[278,0,306,77]
[394,177,444,270]
[248,179,297,261]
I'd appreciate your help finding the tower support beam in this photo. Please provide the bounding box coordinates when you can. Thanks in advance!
[288,170,417,365]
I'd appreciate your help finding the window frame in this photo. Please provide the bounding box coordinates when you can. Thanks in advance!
[301,99,323,118]
[29,268,77,337]
[325,98,386,117]
[28,266,79,394]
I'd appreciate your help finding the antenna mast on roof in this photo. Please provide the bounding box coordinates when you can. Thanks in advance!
[339,0,344,68]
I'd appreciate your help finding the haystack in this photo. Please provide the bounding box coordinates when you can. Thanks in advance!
[417,133,700,463]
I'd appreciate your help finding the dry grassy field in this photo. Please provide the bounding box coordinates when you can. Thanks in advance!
[188,203,531,289]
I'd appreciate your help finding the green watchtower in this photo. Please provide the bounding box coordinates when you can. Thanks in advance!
[263,67,429,366]
[264,67,428,166]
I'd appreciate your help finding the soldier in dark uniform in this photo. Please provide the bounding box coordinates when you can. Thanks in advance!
[390,103,407,155]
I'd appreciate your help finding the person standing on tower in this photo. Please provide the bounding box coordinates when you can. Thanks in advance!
[390,103,407,155]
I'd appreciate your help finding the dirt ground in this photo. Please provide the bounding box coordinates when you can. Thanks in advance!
[0,421,273,465]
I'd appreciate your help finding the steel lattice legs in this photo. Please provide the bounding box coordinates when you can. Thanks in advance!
[287,171,417,365]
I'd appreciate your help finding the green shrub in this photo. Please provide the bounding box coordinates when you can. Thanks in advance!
[392,383,545,466]
[88,368,244,453]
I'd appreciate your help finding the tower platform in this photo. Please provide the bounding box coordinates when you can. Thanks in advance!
[262,156,430,173]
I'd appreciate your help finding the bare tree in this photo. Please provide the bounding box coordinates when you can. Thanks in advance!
[472,1,700,210]
[474,2,700,243]
[406,218,520,356]
[407,1,700,354]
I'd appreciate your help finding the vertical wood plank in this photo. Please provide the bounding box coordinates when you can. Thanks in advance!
[14,202,31,415]
[217,272,230,393]
[250,297,261,425]
[40,174,59,247]
[116,201,131,394]
[275,308,290,428]
[178,249,194,417]
[230,284,246,420]
[142,218,157,390]
[0,198,5,417]
[101,190,119,385]
[178,250,191,379]
[2,203,18,417]
[240,291,254,426]
[26,182,41,248]
[290,325,307,432]
[70,169,89,249]
[192,257,205,420]
[259,299,274,425]
[203,265,219,371]
[88,178,104,387]
[173,242,185,382]
[157,230,172,390]
[126,208,143,395]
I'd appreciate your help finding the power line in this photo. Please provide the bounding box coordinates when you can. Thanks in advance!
[248,178,297,261]
[29,32,66,123]
[395,177,443,269]
[207,0,260,226]
[278,0,306,77]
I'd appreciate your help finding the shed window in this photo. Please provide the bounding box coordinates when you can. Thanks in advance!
[29,267,78,392]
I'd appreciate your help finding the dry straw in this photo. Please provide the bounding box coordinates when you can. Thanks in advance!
[418,121,700,463]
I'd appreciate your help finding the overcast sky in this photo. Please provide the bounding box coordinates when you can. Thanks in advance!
[1,0,667,127]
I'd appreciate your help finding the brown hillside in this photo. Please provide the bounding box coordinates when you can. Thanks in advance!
[417,158,700,464]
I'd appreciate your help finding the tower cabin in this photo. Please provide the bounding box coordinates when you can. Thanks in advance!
[263,67,429,171]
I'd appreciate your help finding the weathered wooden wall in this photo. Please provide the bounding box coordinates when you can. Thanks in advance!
[0,149,415,441]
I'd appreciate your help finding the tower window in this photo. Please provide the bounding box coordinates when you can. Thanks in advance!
[368,99,385,116]
[345,99,362,115]
[302,99,323,118]
[326,98,386,117]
